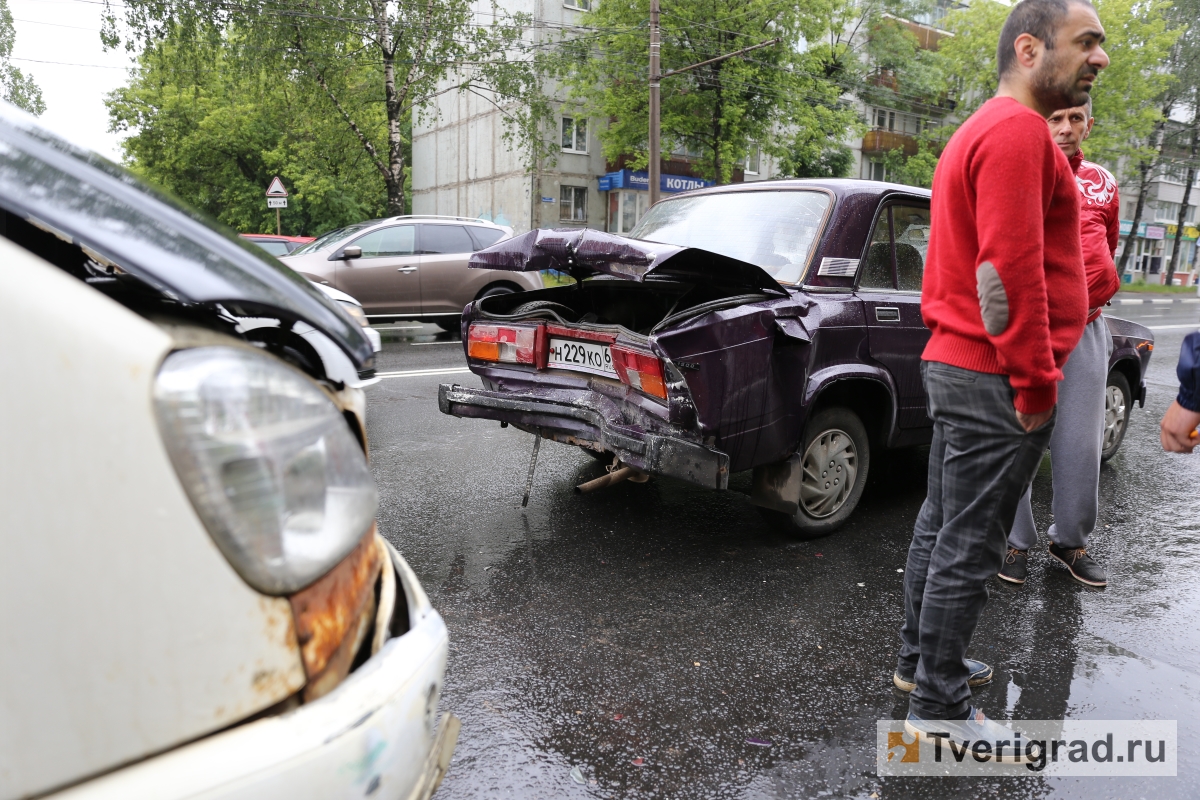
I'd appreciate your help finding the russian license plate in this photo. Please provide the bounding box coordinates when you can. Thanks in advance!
[547,337,616,378]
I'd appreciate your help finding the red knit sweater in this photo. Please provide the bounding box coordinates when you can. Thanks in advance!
[922,97,1087,414]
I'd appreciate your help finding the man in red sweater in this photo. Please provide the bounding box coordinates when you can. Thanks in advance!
[1002,97,1120,588]
[894,0,1107,746]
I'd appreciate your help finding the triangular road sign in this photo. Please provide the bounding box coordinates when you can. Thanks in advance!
[266,176,288,197]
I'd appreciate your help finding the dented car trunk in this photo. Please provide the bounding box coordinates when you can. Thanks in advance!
[438,228,806,489]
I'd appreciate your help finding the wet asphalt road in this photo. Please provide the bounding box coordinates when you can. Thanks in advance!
[365,303,1200,799]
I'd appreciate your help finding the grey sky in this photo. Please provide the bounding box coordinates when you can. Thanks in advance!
[9,0,136,161]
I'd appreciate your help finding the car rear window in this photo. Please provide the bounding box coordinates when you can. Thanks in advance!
[629,190,831,284]
[421,224,476,255]
[468,226,506,249]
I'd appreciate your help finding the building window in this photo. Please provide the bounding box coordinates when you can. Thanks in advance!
[1156,201,1197,223]
[563,0,590,8]
[560,186,588,222]
[870,108,928,135]
[743,146,760,175]
[561,116,588,153]
[865,160,887,182]
[670,140,704,159]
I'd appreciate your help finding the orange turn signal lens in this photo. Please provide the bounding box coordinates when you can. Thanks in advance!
[467,340,500,361]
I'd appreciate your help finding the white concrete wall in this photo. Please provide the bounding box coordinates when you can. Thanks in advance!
[413,0,613,233]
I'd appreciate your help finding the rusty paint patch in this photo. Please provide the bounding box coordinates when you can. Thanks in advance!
[303,588,377,702]
[289,527,382,684]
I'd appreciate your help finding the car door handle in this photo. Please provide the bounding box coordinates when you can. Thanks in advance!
[875,307,900,322]
[397,266,417,273]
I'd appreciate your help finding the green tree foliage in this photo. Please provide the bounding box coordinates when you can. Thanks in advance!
[881,139,938,187]
[0,0,45,114]
[558,0,863,184]
[935,0,1178,169]
[105,0,553,215]
[1076,0,1178,167]
[108,39,393,236]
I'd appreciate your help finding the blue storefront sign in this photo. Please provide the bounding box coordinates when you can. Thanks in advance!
[598,169,713,194]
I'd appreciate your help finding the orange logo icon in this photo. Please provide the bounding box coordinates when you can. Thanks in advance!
[887,731,920,762]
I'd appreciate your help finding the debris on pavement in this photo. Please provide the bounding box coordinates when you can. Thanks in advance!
[745,737,772,748]
[570,766,586,784]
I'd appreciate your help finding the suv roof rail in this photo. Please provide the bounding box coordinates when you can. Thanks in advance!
[387,214,498,225]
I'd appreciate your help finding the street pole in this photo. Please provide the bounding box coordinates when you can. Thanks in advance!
[647,33,778,208]
[648,0,661,208]
[276,207,281,236]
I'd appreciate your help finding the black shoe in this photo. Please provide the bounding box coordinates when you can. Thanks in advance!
[998,547,1028,584]
[893,659,994,693]
[1048,543,1107,587]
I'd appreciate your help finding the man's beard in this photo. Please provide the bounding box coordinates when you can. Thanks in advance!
[1031,49,1093,111]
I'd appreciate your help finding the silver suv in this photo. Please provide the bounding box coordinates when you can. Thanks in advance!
[281,216,541,330]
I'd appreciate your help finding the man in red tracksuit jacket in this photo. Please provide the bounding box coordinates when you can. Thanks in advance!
[1002,97,1120,587]
[894,0,1107,747]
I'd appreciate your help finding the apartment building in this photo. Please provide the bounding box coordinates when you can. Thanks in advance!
[1115,159,1199,284]
[411,3,769,234]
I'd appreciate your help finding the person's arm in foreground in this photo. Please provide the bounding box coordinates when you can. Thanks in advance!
[1161,331,1200,453]
[971,116,1065,431]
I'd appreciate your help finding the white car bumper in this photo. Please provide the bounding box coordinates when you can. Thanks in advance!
[52,544,455,800]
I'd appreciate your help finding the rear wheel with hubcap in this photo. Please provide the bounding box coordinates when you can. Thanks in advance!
[760,407,871,537]
[1101,370,1131,462]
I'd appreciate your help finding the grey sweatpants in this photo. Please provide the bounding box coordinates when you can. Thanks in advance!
[898,362,1054,719]
[1009,317,1112,551]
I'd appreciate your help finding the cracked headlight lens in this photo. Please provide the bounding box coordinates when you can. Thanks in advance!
[154,346,377,594]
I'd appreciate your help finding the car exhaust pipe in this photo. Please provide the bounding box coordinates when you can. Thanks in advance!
[575,464,648,494]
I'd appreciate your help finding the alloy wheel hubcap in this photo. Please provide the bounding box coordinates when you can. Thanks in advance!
[799,428,857,518]
[1103,385,1126,450]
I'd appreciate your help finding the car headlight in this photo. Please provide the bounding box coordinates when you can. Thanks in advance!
[337,300,370,328]
[154,346,378,595]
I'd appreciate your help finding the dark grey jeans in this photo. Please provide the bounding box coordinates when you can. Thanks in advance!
[897,362,1055,719]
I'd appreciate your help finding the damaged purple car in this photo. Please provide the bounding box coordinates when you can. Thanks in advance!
[437,179,1153,534]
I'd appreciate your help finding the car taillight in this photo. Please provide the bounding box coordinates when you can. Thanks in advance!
[467,323,544,365]
[612,345,668,399]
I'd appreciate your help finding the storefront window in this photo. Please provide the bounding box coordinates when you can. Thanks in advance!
[607,190,648,234]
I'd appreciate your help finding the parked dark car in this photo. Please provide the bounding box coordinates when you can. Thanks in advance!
[438,179,1153,534]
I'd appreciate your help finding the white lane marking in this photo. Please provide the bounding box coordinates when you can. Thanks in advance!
[410,340,463,346]
[375,367,471,379]
[1147,324,1200,330]
[1115,297,1200,305]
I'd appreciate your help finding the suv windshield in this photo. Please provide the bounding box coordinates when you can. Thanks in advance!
[629,190,830,284]
[290,224,370,256]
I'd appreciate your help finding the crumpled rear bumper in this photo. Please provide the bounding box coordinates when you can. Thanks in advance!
[438,382,729,489]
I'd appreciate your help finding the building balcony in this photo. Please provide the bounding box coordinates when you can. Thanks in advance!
[862,130,920,157]
[900,19,948,51]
